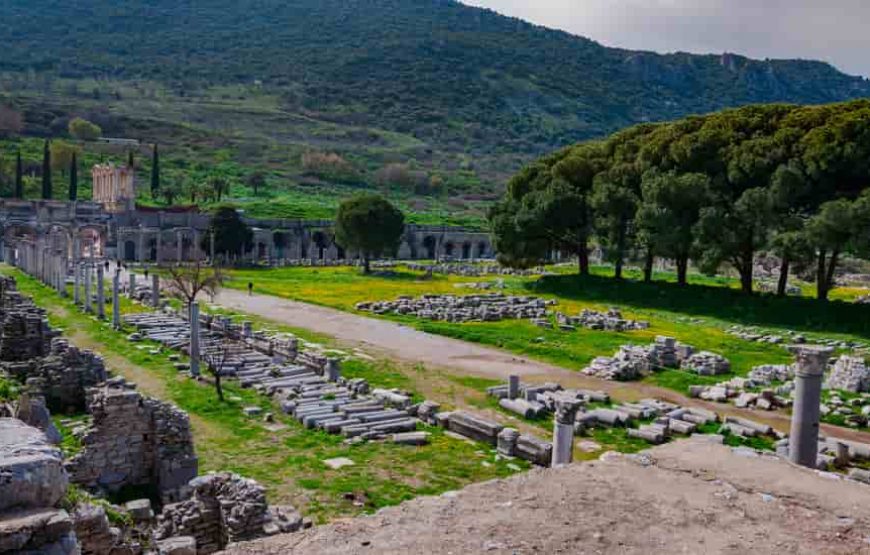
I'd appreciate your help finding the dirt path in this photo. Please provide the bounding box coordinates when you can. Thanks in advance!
[222,436,870,554]
[214,288,573,380]
[212,289,870,443]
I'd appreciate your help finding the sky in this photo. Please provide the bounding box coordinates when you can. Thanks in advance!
[462,0,870,77]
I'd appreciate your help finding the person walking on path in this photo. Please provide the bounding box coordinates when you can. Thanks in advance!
[248,281,254,296]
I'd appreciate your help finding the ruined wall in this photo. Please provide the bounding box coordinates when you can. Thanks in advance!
[4,338,107,414]
[0,276,55,362]
[66,382,198,503]
[155,472,302,554]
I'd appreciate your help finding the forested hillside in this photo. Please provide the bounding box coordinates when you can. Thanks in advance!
[2,0,868,154]
[0,0,869,224]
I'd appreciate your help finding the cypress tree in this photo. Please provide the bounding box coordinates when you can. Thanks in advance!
[41,140,52,199]
[69,151,78,201]
[14,151,22,198]
[150,143,160,196]
[127,149,135,169]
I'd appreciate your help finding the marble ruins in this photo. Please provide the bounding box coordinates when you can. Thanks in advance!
[0,276,304,554]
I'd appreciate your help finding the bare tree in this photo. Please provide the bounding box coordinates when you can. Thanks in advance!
[164,261,224,309]
[202,338,235,402]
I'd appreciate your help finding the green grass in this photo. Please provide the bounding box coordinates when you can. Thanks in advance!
[53,414,88,457]
[1,265,528,523]
[0,376,19,401]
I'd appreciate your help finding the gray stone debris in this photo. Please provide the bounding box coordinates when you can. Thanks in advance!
[155,472,304,554]
[355,293,553,323]
[581,336,701,381]
[825,355,870,393]
[553,308,649,332]
[0,418,76,554]
[680,351,731,376]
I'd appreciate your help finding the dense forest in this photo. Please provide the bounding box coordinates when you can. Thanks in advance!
[0,0,868,158]
[490,100,870,300]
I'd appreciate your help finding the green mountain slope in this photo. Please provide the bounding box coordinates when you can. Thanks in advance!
[2,0,868,155]
[0,0,868,226]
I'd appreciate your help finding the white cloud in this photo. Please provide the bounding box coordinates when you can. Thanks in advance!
[462,0,870,76]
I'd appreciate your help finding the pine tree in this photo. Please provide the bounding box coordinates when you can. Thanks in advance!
[14,151,22,198]
[69,151,78,201]
[41,140,52,199]
[150,144,160,197]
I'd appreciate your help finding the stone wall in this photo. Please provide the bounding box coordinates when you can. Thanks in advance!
[0,276,55,362]
[66,382,198,504]
[155,472,303,554]
[4,338,107,414]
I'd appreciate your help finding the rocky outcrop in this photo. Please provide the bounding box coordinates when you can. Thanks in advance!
[0,418,76,554]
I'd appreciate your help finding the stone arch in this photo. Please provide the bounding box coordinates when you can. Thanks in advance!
[422,235,437,260]
[444,242,455,258]
[124,240,136,261]
[477,241,488,258]
[312,231,329,260]
[462,242,472,260]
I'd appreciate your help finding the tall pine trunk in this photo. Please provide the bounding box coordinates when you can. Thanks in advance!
[776,258,790,297]
[577,236,589,276]
[816,249,829,301]
[614,223,626,280]
[643,247,654,283]
[676,255,688,286]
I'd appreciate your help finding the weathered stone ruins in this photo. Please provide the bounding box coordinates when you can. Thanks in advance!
[0,276,304,554]
[0,190,492,270]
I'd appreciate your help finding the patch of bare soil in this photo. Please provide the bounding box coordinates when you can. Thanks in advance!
[222,437,870,554]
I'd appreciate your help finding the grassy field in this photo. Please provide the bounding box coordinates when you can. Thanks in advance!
[1,266,530,523]
[223,264,869,398]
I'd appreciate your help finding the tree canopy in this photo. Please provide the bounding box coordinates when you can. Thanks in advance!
[335,194,405,273]
[205,206,253,260]
[490,99,870,298]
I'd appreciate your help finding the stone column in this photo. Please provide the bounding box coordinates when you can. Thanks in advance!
[156,231,163,264]
[96,264,106,320]
[57,256,67,297]
[73,263,81,304]
[789,345,834,468]
[189,302,201,378]
[326,359,341,382]
[112,270,121,330]
[209,232,216,262]
[508,375,520,400]
[138,230,145,263]
[551,399,581,467]
[177,231,183,262]
[84,263,93,313]
[242,321,253,339]
[129,273,137,298]
[151,274,160,308]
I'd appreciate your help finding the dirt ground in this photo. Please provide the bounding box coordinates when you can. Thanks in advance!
[222,436,870,554]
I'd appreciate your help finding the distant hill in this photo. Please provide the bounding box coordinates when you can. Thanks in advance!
[0,0,869,226]
[2,0,868,157]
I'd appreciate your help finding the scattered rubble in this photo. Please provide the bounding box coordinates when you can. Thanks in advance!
[356,293,553,323]
[825,355,870,393]
[544,308,649,332]
[581,336,700,381]
[155,472,306,554]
